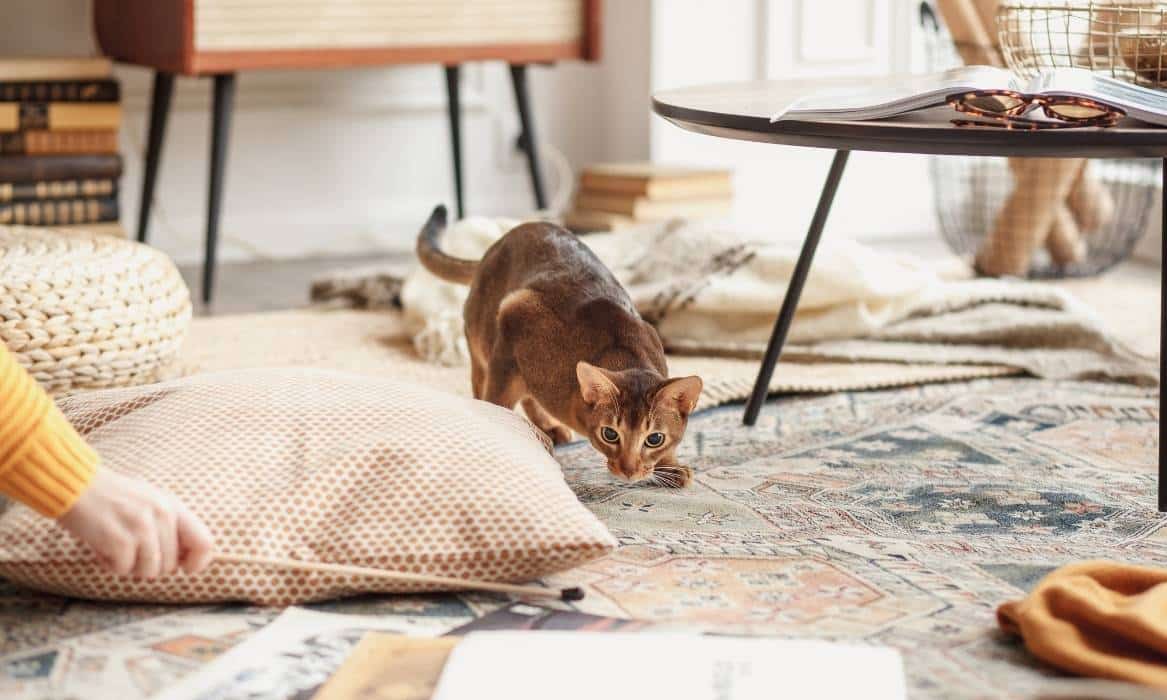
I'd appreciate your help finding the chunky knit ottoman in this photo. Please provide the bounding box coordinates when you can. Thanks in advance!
[0,227,191,393]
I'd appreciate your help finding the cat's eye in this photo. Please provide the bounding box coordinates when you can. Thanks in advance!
[644,432,665,448]
[600,427,620,444]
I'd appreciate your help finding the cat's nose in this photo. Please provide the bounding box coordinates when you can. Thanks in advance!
[616,459,642,479]
[606,459,638,480]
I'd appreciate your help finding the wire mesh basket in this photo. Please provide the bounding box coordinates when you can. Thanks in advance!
[999,1,1167,88]
[922,1,1159,278]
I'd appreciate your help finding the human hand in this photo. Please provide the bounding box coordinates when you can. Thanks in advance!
[57,469,214,578]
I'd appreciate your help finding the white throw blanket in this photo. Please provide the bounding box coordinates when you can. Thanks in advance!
[401,218,941,362]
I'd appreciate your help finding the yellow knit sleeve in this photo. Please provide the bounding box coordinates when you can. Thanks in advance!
[0,344,98,517]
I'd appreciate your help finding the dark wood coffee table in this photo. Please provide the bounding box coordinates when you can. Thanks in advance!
[652,80,1167,509]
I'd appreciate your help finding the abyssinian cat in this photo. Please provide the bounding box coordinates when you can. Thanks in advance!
[416,205,703,487]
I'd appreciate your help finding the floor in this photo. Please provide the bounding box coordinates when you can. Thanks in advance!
[180,254,410,316]
[181,242,1162,357]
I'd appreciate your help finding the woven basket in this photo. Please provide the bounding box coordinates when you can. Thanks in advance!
[0,227,191,394]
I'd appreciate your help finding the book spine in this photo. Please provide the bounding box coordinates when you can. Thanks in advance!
[0,103,121,132]
[0,197,119,225]
[0,81,120,102]
[0,179,117,203]
[0,131,118,155]
[0,154,122,182]
[0,58,112,81]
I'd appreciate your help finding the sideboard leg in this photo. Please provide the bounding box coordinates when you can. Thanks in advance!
[509,64,547,211]
[444,65,465,219]
[203,73,235,306]
[1159,157,1164,511]
[138,71,174,244]
[743,149,851,426]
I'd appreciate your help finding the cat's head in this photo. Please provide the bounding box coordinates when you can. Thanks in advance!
[576,362,703,483]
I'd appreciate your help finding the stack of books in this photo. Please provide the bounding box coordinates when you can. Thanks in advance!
[565,162,733,232]
[0,57,122,233]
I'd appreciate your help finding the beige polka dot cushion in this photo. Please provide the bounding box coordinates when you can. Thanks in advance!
[0,369,615,605]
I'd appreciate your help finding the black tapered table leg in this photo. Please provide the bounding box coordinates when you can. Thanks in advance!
[509,64,547,211]
[203,73,235,305]
[444,65,465,219]
[743,149,851,426]
[1159,158,1165,511]
[138,71,174,243]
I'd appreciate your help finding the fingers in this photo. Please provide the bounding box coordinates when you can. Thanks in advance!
[157,507,179,576]
[176,506,215,574]
[132,515,161,580]
[103,528,136,577]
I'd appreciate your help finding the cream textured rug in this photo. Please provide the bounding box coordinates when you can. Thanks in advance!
[171,308,1017,411]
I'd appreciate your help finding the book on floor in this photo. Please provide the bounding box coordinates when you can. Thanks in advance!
[574,191,732,221]
[580,163,733,200]
[0,130,118,155]
[0,178,116,202]
[446,602,654,634]
[313,634,459,700]
[773,66,1167,126]
[0,57,112,81]
[0,80,120,102]
[0,196,118,225]
[0,154,122,182]
[562,207,637,233]
[431,632,906,700]
[0,102,121,132]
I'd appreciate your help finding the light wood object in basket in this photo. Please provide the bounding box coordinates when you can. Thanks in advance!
[92,0,603,303]
[0,226,191,394]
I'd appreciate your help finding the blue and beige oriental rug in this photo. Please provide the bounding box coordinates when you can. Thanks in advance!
[2,375,1161,698]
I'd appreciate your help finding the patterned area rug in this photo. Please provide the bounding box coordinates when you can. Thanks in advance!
[1,377,1161,698]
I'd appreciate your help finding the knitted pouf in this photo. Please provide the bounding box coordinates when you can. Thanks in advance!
[0,227,191,394]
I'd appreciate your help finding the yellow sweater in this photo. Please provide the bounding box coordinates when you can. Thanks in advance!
[0,343,97,517]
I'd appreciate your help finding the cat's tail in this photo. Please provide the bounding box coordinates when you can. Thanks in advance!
[415,204,477,285]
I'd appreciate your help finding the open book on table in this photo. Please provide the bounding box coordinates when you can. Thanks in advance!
[772,66,1167,126]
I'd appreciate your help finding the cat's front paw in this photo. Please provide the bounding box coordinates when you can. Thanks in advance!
[652,464,693,488]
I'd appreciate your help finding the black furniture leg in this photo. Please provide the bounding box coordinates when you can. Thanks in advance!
[444,65,464,219]
[508,64,547,211]
[743,150,851,426]
[138,71,174,243]
[203,73,235,305]
[1160,157,1165,511]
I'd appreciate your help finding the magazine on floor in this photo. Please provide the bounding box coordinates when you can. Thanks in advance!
[445,602,654,634]
[771,66,1167,126]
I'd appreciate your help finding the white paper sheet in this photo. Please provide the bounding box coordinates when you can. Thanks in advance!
[431,631,905,700]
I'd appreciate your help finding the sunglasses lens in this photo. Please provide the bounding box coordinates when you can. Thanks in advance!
[966,94,1024,113]
[1049,103,1109,120]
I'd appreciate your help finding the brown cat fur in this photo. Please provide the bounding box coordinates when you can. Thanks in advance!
[416,205,702,487]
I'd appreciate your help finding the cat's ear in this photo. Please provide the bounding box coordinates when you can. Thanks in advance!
[654,376,703,415]
[577,362,620,405]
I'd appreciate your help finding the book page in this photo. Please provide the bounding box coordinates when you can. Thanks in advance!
[772,66,1015,121]
[1031,68,1167,124]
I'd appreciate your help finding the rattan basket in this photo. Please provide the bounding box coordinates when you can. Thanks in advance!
[0,227,191,394]
[923,1,1160,278]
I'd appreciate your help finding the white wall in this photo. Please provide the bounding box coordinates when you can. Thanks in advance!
[648,0,936,243]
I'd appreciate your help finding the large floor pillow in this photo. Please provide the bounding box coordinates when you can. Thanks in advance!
[0,369,615,605]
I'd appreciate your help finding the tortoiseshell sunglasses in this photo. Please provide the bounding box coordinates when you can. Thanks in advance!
[946,89,1124,130]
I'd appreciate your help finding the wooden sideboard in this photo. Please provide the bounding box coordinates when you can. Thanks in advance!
[94,0,602,302]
